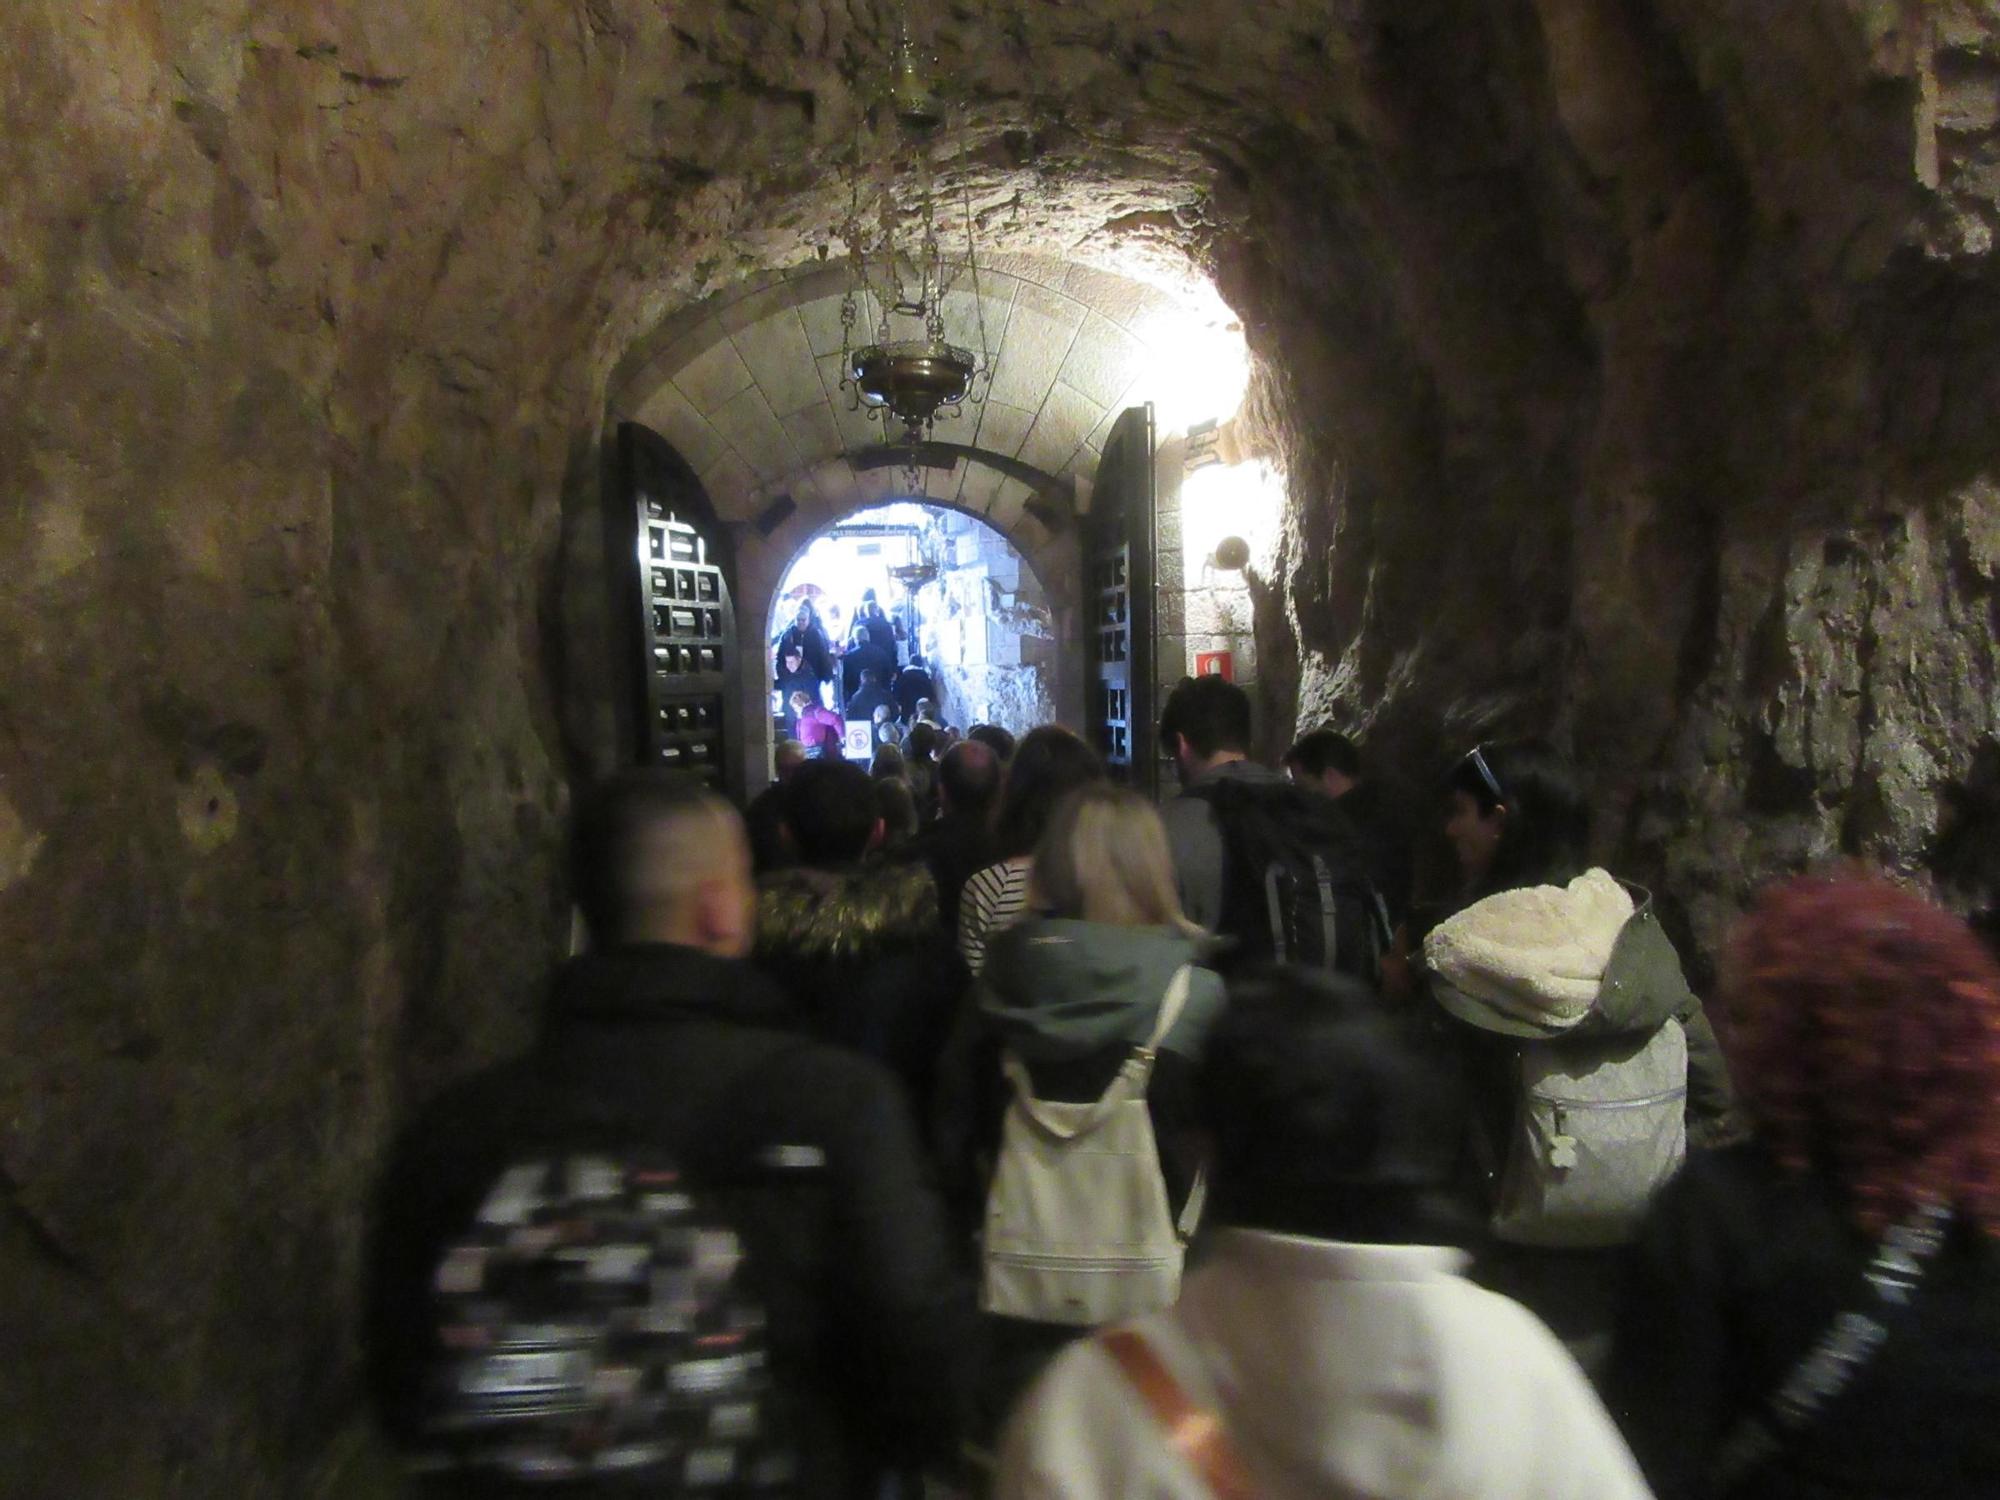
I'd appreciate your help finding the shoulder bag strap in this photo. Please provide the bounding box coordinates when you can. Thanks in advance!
[1098,1327,1256,1500]
[1709,1199,1952,1492]
[1141,965,1195,1055]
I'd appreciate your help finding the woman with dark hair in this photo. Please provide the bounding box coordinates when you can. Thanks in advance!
[1416,738,1736,1361]
[775,599,834,700]
[1441,738,1592,902]
[957,726,1104,975]
[1604,874,2000,1498]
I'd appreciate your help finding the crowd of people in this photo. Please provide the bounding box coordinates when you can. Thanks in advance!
[369,672,2000,1499]
[774,591,945,760]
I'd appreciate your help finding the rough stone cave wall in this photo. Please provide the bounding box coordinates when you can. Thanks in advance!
[7,1,2000,1496]
[1223,1,2000,976]
[0,8,662,1494]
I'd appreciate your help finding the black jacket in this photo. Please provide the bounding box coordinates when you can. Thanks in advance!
[1333,778,1416,929]
[368,946,975,1498]
[754,861,968,1132]
[778,622,834,685]
[893,666,934,721]
[907,810,999,932]
[1603,1144,2000,1499]
[846,682,895,731]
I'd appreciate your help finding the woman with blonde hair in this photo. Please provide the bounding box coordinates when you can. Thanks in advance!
[959,783,1227,1444]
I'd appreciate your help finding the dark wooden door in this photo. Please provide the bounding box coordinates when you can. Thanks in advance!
[1083,404,1157,796]
[619,422,742,801]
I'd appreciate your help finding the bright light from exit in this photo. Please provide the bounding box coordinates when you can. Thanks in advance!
[1090,270,1252,434]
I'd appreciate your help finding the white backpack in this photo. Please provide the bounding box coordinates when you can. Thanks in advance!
[981,967,1202,1326]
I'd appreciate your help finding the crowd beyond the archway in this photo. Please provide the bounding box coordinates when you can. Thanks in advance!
[367,674,2000,1500]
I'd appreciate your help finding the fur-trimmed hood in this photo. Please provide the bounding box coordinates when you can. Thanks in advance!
[755,859,941,963]
[1423,869,1697,1041]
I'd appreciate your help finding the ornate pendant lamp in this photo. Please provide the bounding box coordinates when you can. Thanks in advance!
[836,11,993,460]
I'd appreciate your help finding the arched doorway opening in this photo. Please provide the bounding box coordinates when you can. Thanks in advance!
[764,501,1057,758]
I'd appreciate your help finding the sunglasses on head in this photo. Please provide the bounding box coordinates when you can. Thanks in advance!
[1465,744,1505,805]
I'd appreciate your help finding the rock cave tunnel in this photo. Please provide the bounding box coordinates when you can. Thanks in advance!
[8,1,2000,1492]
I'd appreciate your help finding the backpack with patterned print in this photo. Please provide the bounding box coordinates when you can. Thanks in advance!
[413,1148,796,1492]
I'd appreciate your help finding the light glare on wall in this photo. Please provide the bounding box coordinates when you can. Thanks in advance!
[1144,321,1251,432]
[1181,459,1285,574]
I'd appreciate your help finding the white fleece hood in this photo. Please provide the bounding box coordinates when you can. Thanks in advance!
[1423,868,1633,1035]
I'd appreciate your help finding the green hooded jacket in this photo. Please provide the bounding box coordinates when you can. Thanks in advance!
[977,918,1227,1063]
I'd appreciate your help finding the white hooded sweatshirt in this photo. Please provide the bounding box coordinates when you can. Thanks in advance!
[997,1229,1653,1500]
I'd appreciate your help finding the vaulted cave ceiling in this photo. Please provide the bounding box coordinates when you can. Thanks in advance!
[609,255,1227,533]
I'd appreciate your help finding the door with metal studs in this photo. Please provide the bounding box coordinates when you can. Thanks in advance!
[620,422,743,801]
[1082,403,1158,797]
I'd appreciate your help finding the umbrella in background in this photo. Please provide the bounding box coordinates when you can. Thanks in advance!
[782,582,826,602]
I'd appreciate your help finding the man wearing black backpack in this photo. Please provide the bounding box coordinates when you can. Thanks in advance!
[1158,676,1388,981]
[369,772,975,1497]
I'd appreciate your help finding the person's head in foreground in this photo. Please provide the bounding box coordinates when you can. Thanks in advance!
[1201,968,1465,1242]
[994,964,1654,1500]
[780,758,880,868]
[1722,872,2000,1238]
[570,771,755,957]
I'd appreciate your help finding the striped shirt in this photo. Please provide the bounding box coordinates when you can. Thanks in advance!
[958,857,1033,976]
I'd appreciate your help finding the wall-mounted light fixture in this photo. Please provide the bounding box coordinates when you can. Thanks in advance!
[1208,535,1251,571]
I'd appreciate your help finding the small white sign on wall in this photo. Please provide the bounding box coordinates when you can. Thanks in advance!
[843,721,874,760]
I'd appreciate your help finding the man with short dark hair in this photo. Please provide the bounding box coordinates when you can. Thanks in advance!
[997,971,1650,1499]
[371,773,974,1494]
[758,759,967,1127]
[1159,677,1384,978]
[1287,727,1415,926]
[1157,675,1291,932]
[910,739,1002,931]
[1286,727,1362,797]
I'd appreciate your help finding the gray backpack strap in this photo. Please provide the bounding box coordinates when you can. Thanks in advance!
[1149,967,1204,1241]
[1177,1168,1208,1241]
[1311,853,1338,971]
[1263,866,1288,961]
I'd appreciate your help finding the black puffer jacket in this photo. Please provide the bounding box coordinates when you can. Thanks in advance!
[368,946,976,1499]
[755,860,968,1127]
